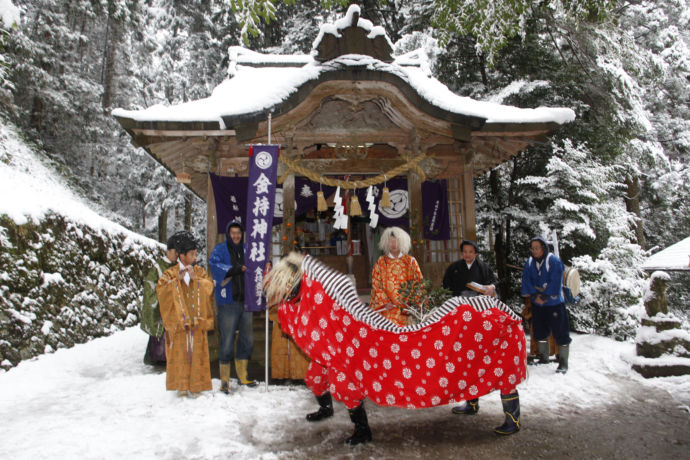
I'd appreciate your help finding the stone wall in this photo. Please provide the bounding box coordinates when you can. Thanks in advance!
[0,213,163,370]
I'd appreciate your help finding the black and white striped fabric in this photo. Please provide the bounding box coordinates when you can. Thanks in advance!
[301,255,522,333]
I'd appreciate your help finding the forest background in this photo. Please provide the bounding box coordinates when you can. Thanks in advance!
[1,0,688,341]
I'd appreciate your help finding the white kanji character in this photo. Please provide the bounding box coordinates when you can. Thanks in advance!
[253,173,271,194]
[253,196,270,216]
[251,218,268,239]
[249,242,266,262]
[254,268,263,301]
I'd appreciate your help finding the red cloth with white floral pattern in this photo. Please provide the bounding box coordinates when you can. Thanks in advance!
[278,267,527,410]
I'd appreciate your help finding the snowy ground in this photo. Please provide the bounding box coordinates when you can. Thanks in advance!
[1,328,688,459]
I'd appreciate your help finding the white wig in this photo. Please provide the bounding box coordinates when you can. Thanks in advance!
[379,226,412,255]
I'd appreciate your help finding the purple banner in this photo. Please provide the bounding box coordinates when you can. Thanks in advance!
[244,145,280,312]
[422,180,450,240]
[209,174,248,232]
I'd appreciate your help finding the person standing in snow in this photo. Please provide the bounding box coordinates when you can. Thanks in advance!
[209,221,257,393]
[442,239,497,298]
[140,235,178,366]
[157,232,215,395]
[445,240,500,416]
[520,236,571,373]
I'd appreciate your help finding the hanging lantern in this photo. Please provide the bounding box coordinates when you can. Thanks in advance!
[176,172,192,184]
[317,190,328,212]
[349,194,362,216]
[380,186,392,208]
[176,159,192,184]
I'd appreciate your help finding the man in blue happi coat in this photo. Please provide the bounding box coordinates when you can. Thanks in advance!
[209,221,257,393]
[521,236,571,373]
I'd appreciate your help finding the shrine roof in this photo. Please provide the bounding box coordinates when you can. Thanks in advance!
[113,6,574,132]
[642,236,690,272]
[113,51,574,130]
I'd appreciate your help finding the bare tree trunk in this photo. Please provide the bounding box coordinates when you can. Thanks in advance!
[101,13,118,111]
[489,169,508,298]
[141,199,146,230]
[158,209,168,244]
[478,53,488,87]
[184,194,192,231]
[100,15,110,105]
[30,95,44,131]
[625,175,646,250]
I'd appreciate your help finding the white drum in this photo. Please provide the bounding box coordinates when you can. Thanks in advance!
[563,266,581,297]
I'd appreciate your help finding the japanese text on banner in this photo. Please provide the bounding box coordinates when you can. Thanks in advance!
[244,145,280,312]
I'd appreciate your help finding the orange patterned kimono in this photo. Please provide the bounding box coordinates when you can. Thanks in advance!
[156,264,215,392]
[269,306,310,380]
[369,254,423,326]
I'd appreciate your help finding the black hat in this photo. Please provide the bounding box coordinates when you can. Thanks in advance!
[166,235,177,250]
[460,240,479,253]
[171,231,197,254]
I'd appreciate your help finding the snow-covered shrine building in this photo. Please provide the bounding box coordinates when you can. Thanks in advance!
[114,5,574,282]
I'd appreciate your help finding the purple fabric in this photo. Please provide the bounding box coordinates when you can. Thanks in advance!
[209,173,249,234]
[244,145,280,312]
[422,179,451,240]
[147,336,166,363]
[209,175,450,241]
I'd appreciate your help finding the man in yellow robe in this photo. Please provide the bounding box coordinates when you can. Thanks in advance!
[156,232,215,394]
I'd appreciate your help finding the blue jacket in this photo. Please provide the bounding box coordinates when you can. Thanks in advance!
[521,237,565,306]
[209,241,234,305]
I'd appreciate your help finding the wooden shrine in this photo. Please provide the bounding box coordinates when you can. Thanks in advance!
[114,6,573,284]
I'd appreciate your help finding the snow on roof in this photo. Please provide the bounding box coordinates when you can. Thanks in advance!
[229,47,314,69]
[113,53,575,129]
[311,4,394,53]
[642,236,690,271]
[113,4,574,129]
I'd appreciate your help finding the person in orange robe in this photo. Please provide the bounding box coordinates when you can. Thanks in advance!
[369,226,423,326]
[156,232,215,395]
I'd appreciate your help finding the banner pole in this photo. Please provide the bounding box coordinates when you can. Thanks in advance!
[265,112,272,392]
[265,301,269,391]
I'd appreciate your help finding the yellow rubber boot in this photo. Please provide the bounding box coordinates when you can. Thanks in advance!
[235,359,257,387]
[219,363,231,394]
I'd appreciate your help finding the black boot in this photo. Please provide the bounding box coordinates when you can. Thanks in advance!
[556,344,569,374]
[451,398,479,415]
[306,392,334,422]
[537,340,550,364]
[345,403,372,445]
[494,392,520,436]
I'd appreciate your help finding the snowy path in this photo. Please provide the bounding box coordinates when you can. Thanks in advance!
[1,328,688,459]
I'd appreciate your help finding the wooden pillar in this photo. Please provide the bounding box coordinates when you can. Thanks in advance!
[460,168,477,242]
[408,170,425,267]
[282,174,295,255]
[206,173,218,266]
[206,173,220,362]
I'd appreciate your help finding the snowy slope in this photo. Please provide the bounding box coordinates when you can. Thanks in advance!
[0,119,151,243]
[0,327,687,459]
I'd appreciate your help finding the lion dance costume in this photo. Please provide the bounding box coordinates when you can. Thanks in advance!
[265,254,527,445]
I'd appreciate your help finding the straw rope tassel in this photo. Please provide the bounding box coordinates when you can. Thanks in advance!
[380,186,392,208]
[349,194,362,216]
[317,190,328,212]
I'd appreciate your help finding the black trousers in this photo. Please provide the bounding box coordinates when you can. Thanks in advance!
[532,303,572,345]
